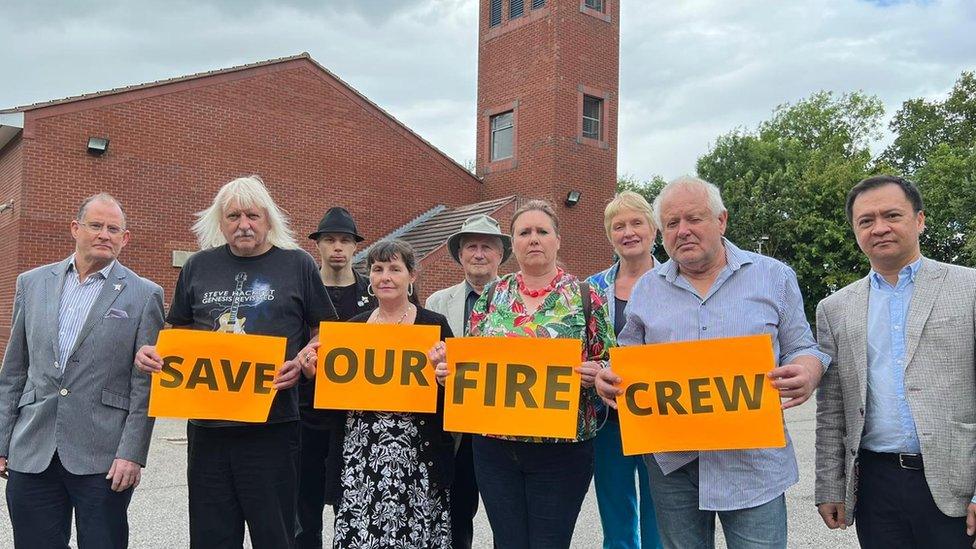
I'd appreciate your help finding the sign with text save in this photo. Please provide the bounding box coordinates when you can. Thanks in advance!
[611,334,786,455]
[444,337,582,439]
[314,322,441,413]
[149,329,285,422]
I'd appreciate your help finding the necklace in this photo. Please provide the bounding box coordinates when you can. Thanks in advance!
[517,268,563,298]
[377,304,413,324]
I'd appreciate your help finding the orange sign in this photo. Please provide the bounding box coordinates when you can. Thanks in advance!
[611,334,786,455]
[314,322,441,413]
[444,337,582,439]
[149,329,285,422]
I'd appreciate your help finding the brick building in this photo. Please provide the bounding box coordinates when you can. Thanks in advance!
[0,0,618,354]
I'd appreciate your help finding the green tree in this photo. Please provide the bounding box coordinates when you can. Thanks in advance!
[696,91,885,320]
[883,72,976,266]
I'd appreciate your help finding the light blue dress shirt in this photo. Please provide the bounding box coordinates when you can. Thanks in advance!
[57,257,115,367]
[860,258,923,454]
[618,239,830,511]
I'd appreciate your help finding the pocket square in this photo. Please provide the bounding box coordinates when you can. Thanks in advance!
[105,308,129,319]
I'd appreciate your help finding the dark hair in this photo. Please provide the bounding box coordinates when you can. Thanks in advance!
[845,175,924,224]
[510,199,560,234]
[366,238,420,305]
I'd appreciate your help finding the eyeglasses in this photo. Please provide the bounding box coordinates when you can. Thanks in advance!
[80,221,125,236]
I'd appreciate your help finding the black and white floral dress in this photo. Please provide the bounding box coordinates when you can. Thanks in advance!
[332,308,454,549]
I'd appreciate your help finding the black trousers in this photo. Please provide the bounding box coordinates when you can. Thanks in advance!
[450,433,480,549]
[5,452,133,549]
[295,423,334,549]
[855,450,975,548]
[187,421,300,549]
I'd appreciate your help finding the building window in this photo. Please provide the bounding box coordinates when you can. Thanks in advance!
[582,95,602,141]
[510,0,524,19]
[490,111,514,161]
[583,0,604,11]
[490,0,502,26]
[532,0,545,7]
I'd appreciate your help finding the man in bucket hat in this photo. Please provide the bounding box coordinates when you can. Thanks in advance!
[296,206,374,548]
[425,213,511,549]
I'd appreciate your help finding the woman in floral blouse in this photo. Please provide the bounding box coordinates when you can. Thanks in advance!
[434,199,615,548]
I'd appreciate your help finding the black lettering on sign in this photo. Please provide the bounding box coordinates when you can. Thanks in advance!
[543,366,572,410]
[364,349,394,384]
[254,363,275,394]
[221,360,250,391]
[715,374,763,411]
[186,358,218,391]
[504,364,537,408]
[160,356,185,388]
[624,382,652,416]
[400,350,429,386]
[324,348,357,383]
[483,363,498,406]
[655,381,687,415]
[688,377,713,413]
[453,362,479,404]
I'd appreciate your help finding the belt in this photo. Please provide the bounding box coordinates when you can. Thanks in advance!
[860,449,923,471]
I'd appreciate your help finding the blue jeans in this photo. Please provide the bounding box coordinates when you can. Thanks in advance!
[472,435,593,549]
[644,457,787,549]
[594,420,662,549]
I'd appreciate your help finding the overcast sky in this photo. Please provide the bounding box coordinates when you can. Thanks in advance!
[2,0,974,180]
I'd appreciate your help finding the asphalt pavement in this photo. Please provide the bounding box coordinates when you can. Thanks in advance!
[0,401,858,548]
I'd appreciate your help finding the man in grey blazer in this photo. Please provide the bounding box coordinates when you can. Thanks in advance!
[815,175,976,547]
[0,193,165,548]
[425,213,511,549]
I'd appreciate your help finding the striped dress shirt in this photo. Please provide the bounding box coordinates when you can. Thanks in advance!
[57,257,115,367]
[618,239,829,511]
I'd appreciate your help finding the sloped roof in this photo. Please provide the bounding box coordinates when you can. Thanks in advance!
[354,196,517,271]
[0,53,480,185]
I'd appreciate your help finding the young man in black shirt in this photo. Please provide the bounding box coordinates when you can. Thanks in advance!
[296,206,374,548]
[135,176,337,548]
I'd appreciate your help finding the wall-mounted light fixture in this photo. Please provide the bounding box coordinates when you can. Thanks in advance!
[565,190,582,207]
[87,137,109,156]
[0,200,13,214]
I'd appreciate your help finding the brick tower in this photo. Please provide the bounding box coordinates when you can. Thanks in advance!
[476,0,619,277]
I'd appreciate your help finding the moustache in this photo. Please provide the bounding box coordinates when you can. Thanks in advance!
[234,230,256,238]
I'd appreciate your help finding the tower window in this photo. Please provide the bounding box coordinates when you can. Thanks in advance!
[582,95,603,140]
[490,0,502,26]
[584,0,604,11]
[510,0,524,19]
[490,111,514,161]
[532,0,545,7]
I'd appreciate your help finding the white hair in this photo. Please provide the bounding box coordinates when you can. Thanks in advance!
[651,175,727,230]
[192,175,299,250]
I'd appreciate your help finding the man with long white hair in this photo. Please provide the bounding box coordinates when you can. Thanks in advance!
[135,175,336,548]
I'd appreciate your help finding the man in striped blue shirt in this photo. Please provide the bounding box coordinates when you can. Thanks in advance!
[597,176,828,549]
[0,193,165,548]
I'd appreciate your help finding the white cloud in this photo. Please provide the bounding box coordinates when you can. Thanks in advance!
[1,0,973,181]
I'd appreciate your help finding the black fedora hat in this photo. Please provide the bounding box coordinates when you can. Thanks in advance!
[308,207,365,242]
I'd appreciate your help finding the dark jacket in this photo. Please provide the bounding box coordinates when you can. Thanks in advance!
[323,306,455,505]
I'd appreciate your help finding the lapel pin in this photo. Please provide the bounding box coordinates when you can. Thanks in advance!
[114,284,122,291]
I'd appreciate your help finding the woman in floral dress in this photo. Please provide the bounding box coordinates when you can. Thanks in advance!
[330,239,455,548]
[433,199,615,549]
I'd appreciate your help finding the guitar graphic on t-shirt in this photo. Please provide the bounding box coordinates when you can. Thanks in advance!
[217,272,247,334]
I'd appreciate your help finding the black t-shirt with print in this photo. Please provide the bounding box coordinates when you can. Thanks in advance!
[167,245,337,427]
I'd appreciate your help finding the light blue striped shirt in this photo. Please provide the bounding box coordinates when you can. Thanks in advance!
[57,257,115,366]
[618,239,829,511]
[861,258,922,453]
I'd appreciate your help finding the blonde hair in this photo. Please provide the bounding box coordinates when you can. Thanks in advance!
[603,190,654,241]
[192,175,299,250]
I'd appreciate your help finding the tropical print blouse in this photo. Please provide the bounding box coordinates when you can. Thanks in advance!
[468,270,616,443]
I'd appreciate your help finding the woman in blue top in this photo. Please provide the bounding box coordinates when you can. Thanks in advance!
[587,191,663,549]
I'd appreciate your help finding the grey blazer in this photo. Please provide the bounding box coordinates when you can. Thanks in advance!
[815,258,976,521]
[0,258,165,474]
[425,280,469,337]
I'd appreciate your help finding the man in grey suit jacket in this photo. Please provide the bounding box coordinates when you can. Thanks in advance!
[815,175,976,547]
[0,194,165,549]
[425,213,510,549]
